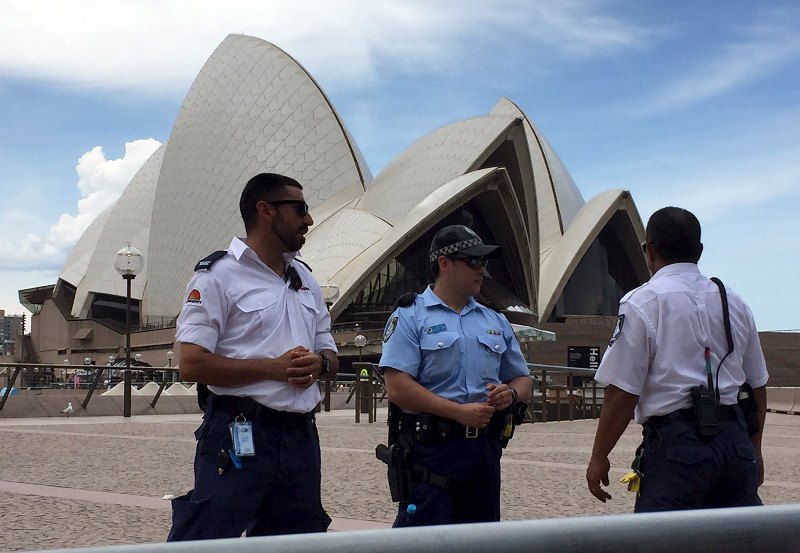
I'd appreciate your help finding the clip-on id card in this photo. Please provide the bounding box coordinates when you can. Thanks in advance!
[230,414,255,457]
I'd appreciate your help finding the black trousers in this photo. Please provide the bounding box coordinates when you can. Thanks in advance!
[635,404,761,511]
[393,435,503,527]
[167,395,331,540]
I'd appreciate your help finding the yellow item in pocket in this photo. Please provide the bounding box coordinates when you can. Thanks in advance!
[620,471,640,492]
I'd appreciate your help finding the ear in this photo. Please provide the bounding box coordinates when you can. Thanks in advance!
[255,199,272,221]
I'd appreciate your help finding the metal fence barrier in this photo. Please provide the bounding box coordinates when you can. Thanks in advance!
[25,504,800,553]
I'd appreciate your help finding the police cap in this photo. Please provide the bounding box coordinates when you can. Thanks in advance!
[428,225,501,263]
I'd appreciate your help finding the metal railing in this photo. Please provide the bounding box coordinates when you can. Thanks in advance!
[23,504,800,553]
[527,363,603,422]
[0,362,181,412]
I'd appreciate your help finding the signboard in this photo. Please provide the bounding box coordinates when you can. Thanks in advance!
[567,346,601,386]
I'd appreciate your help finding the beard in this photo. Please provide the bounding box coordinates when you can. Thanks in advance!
[272,215,307,252]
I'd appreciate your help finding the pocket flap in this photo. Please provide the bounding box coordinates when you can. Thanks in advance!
[420,331,459,351]
[665,445,713,465]
[477,333,507,355]
[236,292,278,313]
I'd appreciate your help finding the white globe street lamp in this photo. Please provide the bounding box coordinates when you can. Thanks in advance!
[114,245,143,418]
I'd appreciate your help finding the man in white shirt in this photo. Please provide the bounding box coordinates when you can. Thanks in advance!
[168,173,339,540]
[586,206,768,511]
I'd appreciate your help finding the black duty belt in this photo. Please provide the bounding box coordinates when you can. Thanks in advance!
[646,404,739,428]
[208,393,314,427]
[400,412,506,441]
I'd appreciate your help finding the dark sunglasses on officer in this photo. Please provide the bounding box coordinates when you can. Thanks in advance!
[268,199,310,217]
[447,254,489,270]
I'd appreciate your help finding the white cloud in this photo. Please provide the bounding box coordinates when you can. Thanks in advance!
[0,0,654,94]
[0,139,161,271]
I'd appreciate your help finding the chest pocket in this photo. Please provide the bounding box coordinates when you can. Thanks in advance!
[475,333,506,378]
[235,291,279,334]
[419,331,460,381]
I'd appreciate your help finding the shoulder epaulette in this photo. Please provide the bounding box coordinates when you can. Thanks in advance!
[293,257,312,272]
[194,250,227,271]
[394,292,417,309]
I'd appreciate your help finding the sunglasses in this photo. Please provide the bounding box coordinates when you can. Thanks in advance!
[269,199,310,217]
[447,255,488,270]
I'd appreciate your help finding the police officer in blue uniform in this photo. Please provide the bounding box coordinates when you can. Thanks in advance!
[586,207,768,511]
[380,225,532,526]
[167,173,339,540]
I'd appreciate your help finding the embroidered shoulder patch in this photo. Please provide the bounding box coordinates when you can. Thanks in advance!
[186,288,203,305]
[608,314,625,346]
[383,316,399,343]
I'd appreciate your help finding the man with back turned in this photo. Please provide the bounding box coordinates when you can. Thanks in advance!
[586,206,768,511]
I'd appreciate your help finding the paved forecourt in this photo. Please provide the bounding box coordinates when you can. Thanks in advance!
[1,410,799,552]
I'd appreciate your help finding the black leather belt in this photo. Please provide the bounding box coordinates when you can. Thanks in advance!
[208,393,313,426]
[400,412,505,441]
[647,404,739,427]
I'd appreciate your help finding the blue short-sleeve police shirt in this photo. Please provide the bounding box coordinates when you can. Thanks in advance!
[379,286,528,404]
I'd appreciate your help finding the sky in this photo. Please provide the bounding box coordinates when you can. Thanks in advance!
[0,0,798,331]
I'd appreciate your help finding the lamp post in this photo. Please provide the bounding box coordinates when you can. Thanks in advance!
[354,334,367,362]
[114,245,143,418]
[166,350,174,382]
[320,281,339,309]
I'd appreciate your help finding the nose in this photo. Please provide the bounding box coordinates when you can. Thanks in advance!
[304,211,314,227]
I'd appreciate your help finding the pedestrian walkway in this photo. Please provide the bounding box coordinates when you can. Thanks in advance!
[0,411,798,552]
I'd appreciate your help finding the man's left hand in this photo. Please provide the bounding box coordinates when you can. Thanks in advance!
[287,351,321,388]
[486,383,513,410]
[586,456,613,502]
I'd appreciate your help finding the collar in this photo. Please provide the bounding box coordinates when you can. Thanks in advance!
[421,285,477,314]
[650,262,701,282]
[229,237,299,264]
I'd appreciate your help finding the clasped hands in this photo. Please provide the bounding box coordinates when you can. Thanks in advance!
[282,346,322,388]
[454,383,515,429]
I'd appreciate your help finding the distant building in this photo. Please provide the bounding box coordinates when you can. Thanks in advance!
[0,310,25,356]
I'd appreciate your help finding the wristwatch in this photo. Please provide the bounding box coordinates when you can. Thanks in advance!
[319,353,330,377]
[509,386,519,404]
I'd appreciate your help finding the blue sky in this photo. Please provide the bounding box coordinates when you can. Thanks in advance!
[0,1,798,331]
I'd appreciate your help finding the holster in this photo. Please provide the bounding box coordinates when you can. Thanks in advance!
[375,443,410,502]
[375,402,411,502]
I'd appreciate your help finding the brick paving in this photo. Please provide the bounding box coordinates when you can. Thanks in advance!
[0,410,798,552]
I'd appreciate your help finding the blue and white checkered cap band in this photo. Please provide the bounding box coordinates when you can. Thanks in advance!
[428,238,483,262]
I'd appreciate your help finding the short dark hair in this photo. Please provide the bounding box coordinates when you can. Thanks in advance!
[239,173,302,232]
[646,206,702,263]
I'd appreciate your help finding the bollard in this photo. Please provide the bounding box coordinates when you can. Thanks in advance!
[358,368,372,415]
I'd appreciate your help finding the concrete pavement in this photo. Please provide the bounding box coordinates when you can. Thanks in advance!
[1,410,798,552]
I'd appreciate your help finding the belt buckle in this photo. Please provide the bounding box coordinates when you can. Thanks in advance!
[465,426,479,439]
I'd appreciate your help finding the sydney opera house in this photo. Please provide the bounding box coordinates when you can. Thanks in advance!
[18,34,652,374]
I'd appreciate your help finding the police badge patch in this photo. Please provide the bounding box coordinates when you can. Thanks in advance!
[608,314,625,346]
[383,316,398,342]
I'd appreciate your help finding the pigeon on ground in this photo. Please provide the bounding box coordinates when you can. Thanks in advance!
[62,402,74,417]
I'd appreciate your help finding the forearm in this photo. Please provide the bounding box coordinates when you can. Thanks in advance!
[178,342,288,386]
[384,368,463,420]
[590,384,639,461]
[750,385,767,449]
[508,375,533,403]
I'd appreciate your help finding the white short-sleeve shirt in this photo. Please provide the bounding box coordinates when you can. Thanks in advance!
[175,237,337,412]
[594,263,768,424]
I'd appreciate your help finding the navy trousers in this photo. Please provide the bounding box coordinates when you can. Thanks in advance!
[167,396,331,540]
[393,436,503,527]
[635,405,761,512]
